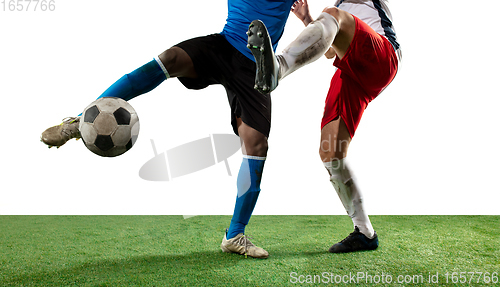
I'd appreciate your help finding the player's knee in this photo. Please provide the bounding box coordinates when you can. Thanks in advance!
[319,148,334,163]
[322,6,353,32]
[158,48,175,68]
[158,47,195,78]
[319,138,334,162]
[242,137,268,157]
[159,48,183,72]
[322,6,341,21]
[319,147,346,163]
[248,139,268,157]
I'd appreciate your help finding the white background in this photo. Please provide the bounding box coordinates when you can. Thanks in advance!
[1,0,499,215]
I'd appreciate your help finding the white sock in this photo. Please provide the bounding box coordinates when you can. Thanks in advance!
[324,158,375,238]
[278,12,339,80]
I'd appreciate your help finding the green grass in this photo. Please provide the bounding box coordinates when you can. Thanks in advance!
[0,216,498,286]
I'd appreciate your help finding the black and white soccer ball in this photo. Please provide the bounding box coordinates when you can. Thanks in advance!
[79,97,140,157]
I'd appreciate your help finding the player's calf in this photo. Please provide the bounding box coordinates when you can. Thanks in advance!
[324,158,375,239]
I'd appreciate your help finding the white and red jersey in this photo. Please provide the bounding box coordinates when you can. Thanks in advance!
[334,0,401,59]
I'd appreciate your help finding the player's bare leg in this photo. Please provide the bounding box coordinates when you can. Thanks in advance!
[235,118,268,157]
[157,47,197,79]
[221,118,269,258]
[320,118,378,253]
[41,47,196,148]
[322,6,355,60]
[319,117,351,162]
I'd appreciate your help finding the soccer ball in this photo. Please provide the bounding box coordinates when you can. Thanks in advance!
[79,97,140,157]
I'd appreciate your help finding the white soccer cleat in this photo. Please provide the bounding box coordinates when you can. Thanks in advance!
[221,230,269,259]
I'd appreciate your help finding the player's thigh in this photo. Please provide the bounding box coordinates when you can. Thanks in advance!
[158,46,197,78]
[322,6,355,60]
[319,117,351,162]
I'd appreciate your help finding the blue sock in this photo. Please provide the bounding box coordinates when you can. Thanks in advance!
[226,156,266,239]
[79,59,168,116]
[97,58,168,101]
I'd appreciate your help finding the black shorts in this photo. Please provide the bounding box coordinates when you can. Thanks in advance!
[174,34,271,138]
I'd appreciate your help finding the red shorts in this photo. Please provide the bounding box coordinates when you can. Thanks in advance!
[321,15,398,138]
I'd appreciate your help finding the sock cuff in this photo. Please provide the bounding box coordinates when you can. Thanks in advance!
[154,57,170,79]
[318,12,340,33]
[243,155,266,161]
[324,158,354,185]
[323,158,346,170]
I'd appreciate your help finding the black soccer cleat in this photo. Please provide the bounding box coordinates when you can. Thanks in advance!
[329,226,379,253]
[247,20,279,94]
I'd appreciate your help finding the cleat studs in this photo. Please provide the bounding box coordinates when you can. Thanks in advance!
[246,31,252,36]
[247,44,252,49]
[260,47,265,52]
[254,85,259,90]
[257,32,263,37]
[249,23,254,28]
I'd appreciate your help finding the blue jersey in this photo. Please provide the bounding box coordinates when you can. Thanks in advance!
[221,0,296,62]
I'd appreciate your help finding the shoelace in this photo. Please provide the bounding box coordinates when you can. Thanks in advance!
[60,117,80,138]
[61,117,78,123]
[234,234,255,258]
[339,230,360,244]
